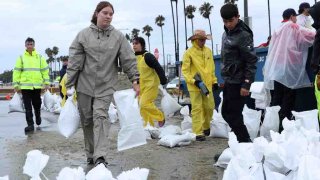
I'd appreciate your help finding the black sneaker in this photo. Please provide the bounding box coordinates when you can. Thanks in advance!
[203,129,210,136]
[24,125,34,133]
[87,158,94,165]
[94,157,108,167]
[36,117,41,126]
[196,135,206,141]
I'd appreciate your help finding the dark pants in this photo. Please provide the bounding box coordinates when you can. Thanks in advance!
[271,81,295,131]
[222,83,251,142]
[21,89,42,126]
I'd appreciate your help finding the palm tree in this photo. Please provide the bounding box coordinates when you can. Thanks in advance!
[155,15,166,73]
[131,28,140,40]
[183,0,188,50]
[125,33,131,42]
[45,48,53,80]
[52,46,59,80]
[142,25,153,51]
[199,2,214,53]
[224,0,238,4]
[185,5,197,33]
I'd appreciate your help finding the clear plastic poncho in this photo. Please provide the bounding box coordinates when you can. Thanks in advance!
[264,21,315,90]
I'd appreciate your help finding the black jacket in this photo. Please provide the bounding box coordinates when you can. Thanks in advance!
[221,20,257,90]
[310,2,320,73]
[59,65,67,83]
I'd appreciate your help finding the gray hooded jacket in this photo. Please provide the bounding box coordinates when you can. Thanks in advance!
[66,24,139,97]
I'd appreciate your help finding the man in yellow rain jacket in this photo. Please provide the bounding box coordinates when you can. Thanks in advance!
[182,29,218,141]
[13,37,50,133]
[132,37,167,127]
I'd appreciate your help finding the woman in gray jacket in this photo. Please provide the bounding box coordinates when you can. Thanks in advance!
[66,1,140,167]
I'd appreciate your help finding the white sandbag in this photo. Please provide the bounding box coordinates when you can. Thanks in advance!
[210,110,229,138]
[144,125,160,139]
[252,136,269,162]
[264,165,286,180]
[43,90,55,110]
[108,102,118,123]
[260,106,281,140]
[242,105,262,140]
[117,167,149,180]
[8,92,24,113]
[159,125,182,138]
[158,132,195,148]
[296,155,320,180]
[58,95,80,138]
[0,176,9,180]
[292,110,319,132]
[159,86,182,116]
[56,167,85,180]
[114,89,146,151]
[215,148,233,168]
[53,102,62,114]
[180,105,189,116]
[250,82,265,94]
[181,116,192,131]
[23,150,49,180]
[86,164,116,180]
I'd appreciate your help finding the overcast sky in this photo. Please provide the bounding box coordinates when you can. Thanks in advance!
[0,0,317,73]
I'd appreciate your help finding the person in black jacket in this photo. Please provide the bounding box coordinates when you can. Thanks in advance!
[59,57,68,99]
[220,4,257,143]
[310,2,320,76]
[132,37,167,127]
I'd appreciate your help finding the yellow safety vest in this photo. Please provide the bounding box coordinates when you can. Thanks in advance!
[136,52,160,91]
[13,50,50,89]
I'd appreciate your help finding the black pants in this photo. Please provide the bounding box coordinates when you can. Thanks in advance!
[222,83,251,142]
[271,81,295,131]
[21,89,42,126]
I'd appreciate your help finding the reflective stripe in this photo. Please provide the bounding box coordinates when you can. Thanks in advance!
[12,82,19,85]
[41,66,49,71]
[20,83,43,86]
[43,79,50,82]
[14,67,23,71]
[22,68,41,71]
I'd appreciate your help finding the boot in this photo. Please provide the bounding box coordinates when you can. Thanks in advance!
[35,109,41,126]
[203,128,210,136]
[24,125,34,133]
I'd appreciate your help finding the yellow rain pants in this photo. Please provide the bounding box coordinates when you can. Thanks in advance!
[137,53,164,126]
[314,75,320,120]
[189,91,214,135]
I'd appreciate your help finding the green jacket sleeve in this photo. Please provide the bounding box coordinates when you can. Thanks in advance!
[40,56,50,85]
[12,56,23,88]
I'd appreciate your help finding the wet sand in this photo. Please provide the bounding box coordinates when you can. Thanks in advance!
[0,75,227,179]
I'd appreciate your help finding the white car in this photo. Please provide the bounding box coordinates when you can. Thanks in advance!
[166,77,186,89]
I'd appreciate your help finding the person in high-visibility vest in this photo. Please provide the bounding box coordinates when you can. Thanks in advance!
[12,37,50,133]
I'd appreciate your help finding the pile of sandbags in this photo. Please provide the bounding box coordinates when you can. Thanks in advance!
[215,118,320,180]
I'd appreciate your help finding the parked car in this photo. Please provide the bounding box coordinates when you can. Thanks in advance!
[165,77,189,97]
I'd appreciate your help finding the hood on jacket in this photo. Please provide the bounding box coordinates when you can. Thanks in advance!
[310,2,320,30]
[89,23,114,39]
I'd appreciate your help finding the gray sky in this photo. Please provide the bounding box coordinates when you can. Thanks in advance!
[0,0,317,73]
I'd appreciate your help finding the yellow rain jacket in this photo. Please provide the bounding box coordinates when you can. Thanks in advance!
[182,41,217,92]
[13,50,50,89]
[182,40,217,135]
[137,52,164,126]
